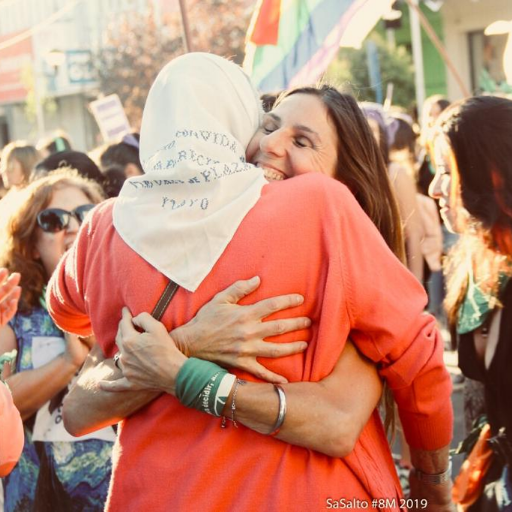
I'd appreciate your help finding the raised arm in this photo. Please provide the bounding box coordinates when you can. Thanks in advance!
[0,325,92,421]
[0,269,21,327]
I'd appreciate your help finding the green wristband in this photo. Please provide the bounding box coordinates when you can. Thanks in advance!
[176,358,231,416]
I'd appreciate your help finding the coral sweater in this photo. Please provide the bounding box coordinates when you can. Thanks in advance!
[48,174,452,511]
[0,381,23,477]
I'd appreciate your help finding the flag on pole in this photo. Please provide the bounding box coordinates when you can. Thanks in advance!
[243,0,394,92]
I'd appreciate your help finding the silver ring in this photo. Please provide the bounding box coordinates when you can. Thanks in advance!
[113,353,121,370]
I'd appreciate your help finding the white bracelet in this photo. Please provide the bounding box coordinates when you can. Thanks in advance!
[268,384,286,437]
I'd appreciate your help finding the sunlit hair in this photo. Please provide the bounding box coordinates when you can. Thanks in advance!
[435,96,512,326]
[278,85,405,263]
[0,141,41,186]
[0,168,104,312]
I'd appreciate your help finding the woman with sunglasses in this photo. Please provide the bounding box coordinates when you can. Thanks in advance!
[0,169,114,512]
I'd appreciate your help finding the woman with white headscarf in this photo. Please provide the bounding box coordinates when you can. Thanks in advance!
[48,54,453,511]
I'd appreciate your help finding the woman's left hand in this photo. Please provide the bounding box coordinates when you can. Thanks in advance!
[170,277,310,383]
[100,308,187,395]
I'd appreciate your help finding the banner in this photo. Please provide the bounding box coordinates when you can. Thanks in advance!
[0,32,33,104]
[244,0,394,91]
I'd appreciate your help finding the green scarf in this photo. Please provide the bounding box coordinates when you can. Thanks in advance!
[457,271,510,334]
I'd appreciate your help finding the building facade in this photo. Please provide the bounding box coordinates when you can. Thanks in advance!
[0,0,154,150]
[440,0,512,100]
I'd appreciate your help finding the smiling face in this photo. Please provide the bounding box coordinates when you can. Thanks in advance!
[33,186,92,276]
[246,93,338,181]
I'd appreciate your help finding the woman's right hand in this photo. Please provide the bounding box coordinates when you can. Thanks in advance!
[0,269,21,327]
[170,276,310,383]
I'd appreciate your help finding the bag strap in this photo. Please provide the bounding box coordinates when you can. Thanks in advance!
[151,280,180,321]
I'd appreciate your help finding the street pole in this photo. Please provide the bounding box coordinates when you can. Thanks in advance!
[32,62,46,139]
[177,0,193,53]
[408,0,426,117]
[405,0,470,98]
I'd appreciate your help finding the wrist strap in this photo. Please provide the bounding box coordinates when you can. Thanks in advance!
[176,358,234,417]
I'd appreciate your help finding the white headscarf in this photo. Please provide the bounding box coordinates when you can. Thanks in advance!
[113,53,267,291]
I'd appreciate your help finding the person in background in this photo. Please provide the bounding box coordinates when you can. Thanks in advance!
[418,95,451,197]
[88,133,143,198]
[98,133,143,179]
[100,165,127,198]
[430,95,512,510]
[36,131,72,159]
[389,113,445,323]
[31,150,105,191]
[0,170,112,512]
[0,142,40,193]
[360,103,424,283]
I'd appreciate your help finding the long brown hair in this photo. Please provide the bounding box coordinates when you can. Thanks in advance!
[0,168,104,313]
[435,96,512,326]
[278,86,405,262]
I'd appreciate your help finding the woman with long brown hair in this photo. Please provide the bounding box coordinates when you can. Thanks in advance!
[430,95,512,510]
[0,170,113,511]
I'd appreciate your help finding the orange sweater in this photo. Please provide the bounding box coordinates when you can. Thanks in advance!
[0,381,23,477]
[48,174,452,511]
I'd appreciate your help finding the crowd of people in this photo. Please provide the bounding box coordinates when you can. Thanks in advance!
[0,52,510,512]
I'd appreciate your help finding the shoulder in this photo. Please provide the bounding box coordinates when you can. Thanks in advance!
[86,198,116,229]
[268,173,355,205]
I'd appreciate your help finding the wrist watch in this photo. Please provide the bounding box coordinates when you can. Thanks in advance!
[410,459,452,485]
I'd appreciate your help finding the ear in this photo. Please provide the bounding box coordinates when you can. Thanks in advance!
[32,246,40,260]
[124,163,143,178]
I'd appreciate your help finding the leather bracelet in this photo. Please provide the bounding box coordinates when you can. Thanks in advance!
[410,459,452,485]
[268,384,286,437]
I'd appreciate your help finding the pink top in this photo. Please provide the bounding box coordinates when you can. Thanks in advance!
[0,381,23,477]
[48,174,452,511]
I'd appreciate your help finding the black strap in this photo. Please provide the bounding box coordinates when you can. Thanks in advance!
[151,280,180,321]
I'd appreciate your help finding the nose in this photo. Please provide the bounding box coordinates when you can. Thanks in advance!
[259,129,286,158]
[66,214,80,234]
[428,171,443,200]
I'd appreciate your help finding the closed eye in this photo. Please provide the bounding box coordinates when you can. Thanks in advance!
[294,136,314,149]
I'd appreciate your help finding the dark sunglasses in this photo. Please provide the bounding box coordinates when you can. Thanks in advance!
[37,204,95,233]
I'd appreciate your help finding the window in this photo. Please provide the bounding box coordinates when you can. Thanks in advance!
[468,30,509,92]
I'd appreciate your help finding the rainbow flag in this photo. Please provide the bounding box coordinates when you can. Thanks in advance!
[244,0,392,92]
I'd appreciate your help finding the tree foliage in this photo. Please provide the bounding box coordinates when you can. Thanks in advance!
[325,32,415,109]
[94,1,252,127]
